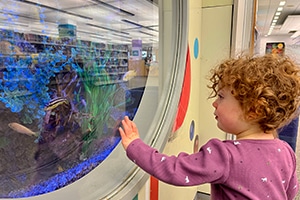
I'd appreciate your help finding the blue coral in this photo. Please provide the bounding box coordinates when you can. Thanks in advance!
[0,45,80,124]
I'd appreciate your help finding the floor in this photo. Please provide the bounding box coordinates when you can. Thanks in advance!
[194,192,210,200]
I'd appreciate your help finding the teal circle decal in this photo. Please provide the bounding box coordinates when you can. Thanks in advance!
[194,38,199,59]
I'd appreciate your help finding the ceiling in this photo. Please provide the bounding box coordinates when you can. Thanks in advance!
[2,0,300,47]
[0,0,159,46]
[256,0,300,39]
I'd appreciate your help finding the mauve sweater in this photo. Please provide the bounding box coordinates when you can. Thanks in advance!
[126,138,299,200]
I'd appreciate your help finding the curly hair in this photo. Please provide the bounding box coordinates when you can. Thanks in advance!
[208,54,300,132]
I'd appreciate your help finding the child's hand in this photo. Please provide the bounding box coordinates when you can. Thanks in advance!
[119,116,140,150]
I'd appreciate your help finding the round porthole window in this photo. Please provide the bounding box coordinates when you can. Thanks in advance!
[0,0,188,199]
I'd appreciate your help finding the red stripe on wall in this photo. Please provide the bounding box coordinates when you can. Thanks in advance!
[172,45,191,132]
[150,176,159,200]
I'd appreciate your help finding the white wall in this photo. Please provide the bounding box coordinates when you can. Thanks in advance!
[197,0,233,194]
[159,1,202,199]
[257,35,300,64]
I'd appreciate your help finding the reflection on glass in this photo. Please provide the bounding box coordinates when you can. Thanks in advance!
[0,0,158,198]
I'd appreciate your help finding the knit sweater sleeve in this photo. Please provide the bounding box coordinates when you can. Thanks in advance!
[126,138,230,186]
[286,146,299,200]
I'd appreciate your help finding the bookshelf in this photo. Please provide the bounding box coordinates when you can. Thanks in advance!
[0,30,129,85]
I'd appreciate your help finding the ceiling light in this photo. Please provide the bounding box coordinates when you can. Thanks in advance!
[86,23,130,35]
[279,1,286,6]
[275,12,281,16]
[14,0,92,20]
[91,0,134,17]
[112,33,132,39]
[90,34,105,39]
[139,31,155,36]
[1,22,29,27]
[277,7,283,11]
[274,16,279,20]
[121,19,158,32]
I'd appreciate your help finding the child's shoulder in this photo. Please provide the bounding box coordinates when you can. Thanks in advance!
[205,138,296,161]
[206,138,293,151]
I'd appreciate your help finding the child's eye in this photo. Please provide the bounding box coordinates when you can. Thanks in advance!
[218,94,224,99]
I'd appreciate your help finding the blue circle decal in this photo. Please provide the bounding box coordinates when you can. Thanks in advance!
[189,120,195,141]
[193,38,199,59]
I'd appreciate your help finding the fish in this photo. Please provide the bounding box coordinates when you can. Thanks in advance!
[8,122,39,137]
[45,97,70,111]
[56,164,64,173]
[122,70,137,81]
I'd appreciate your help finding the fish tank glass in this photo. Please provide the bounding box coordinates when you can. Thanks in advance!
[0,0,160,198]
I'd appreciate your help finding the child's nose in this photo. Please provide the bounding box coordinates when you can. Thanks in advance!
[212,100,217,108]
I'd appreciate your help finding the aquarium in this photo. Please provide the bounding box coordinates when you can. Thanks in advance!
[0,0,159,198]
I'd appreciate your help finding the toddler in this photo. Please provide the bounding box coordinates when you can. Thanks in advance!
[119,54,300,199]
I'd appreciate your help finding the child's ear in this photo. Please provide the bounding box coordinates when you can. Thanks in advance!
[246,112,258,120]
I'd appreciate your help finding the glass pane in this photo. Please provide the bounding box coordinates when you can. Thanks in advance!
[0,0,158,198]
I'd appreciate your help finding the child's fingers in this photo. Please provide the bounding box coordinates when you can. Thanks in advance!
[124,116,135,129]
[124,116,131,124]
[121,119,131,132]
[120,117,134,137]
[119,127,125,137]
[131,121,138,133]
